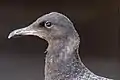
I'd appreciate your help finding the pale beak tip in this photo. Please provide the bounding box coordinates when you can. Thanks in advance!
[8,30,15,39]
[8,33,12,39]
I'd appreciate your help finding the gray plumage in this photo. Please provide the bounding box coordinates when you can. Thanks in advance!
[8,12,113,80]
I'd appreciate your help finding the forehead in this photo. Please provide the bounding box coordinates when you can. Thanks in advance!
[37,12,73,27]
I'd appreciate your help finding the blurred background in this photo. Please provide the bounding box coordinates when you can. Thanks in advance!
[0,0,119,80]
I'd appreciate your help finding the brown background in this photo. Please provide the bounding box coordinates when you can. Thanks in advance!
[0,0,119,80]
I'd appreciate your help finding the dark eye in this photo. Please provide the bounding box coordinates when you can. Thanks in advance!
[45,21,52,28]
[39,21,52,28]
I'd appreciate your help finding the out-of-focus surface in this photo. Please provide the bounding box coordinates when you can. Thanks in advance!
[0,0,119,80]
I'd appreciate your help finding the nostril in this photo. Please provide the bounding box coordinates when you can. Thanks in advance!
[12,34,23,38]
[16,30,21,34]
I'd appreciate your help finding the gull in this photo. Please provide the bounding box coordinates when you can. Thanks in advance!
[8,12,113,80]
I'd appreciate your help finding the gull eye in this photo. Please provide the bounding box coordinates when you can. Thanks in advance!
[45,21,52,28]
[39,21,52,28]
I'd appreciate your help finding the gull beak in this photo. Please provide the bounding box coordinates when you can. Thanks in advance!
[8,24,37,39]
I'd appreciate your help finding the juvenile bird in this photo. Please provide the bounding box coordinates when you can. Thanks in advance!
[8,12,113,80]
